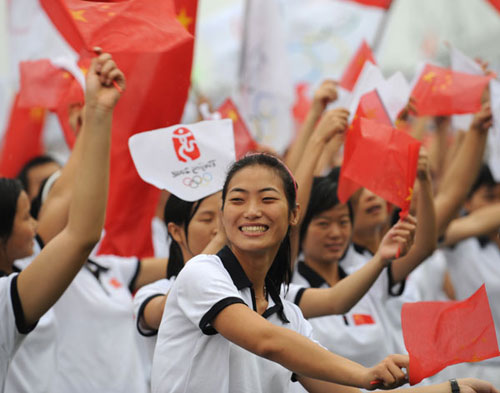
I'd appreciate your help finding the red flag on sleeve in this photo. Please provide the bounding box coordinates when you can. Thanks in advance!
[0,94,46,177]
[338,116,420,215]
[349,0,392,9]
[217,98,258,159]
[339,40,376,91]
[41,0,195,257]
[411,64,491,116]
[402,285,500,385]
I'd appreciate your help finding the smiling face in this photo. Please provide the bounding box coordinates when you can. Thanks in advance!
[222,164,298,258]
[5,191,37,263]
[302,203,352,266]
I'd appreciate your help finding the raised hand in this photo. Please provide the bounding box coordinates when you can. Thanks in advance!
[314,108,350,143]
[417,146,431,181]
[470,101,492,133]
[377,215,417,262]
[85,47,126,112]
[311,79,339,115]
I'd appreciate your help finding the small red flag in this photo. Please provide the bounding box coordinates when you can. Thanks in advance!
[217,98,258,159]
[402,285,500,385]
[0,94,46,177]
[411,64,491,116]
[339,40,376,91]
[292,83,312,126]
[348,0,392,9]
[338,116,420,215]
[352,314,375,325]
[18,60,75,110]
[487,0,500,13]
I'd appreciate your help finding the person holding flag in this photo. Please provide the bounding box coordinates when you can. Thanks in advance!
[0,50,124,391]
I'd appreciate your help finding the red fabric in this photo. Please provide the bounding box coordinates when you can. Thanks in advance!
[292,83,312,126]
[339,40,376,91]
[41,0,195,257]
[217,98,257,159]
[347,0,392,9]
[402,285,500,385]
[487,0,500,13]
[411,64,491,116]
[0,94,46,178]
[174,0,198,36]
[18,60,74,110]
[338,115,421,215]
[352,314,375,325]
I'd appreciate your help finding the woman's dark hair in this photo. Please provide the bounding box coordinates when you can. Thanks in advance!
[221,154,298,311]
[299,175,353,247]
[16,155,59,193]
[163,194,204,278]
[0,178,24,242]
[468,164,496,199]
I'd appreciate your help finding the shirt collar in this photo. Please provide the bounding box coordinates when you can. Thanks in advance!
[297,261,347,288]
[217,246,287,322]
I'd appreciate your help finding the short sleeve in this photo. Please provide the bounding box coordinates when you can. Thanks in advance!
[92,255,141,292]
[281,283,307,306]
[175,255,247,335]
[133,278,173,336]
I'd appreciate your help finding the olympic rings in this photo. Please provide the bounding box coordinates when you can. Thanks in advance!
[182,172,213,188]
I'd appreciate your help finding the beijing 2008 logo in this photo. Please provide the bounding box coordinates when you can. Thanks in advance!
[172,127,201,163]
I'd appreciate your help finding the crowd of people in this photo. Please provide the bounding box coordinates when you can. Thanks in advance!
[1,45,500,393]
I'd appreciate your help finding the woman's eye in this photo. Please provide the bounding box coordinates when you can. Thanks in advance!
[263,197,276,202]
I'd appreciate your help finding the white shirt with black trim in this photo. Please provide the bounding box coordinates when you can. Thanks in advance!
[5,236,59,393]
[0,273,37,392]
[289,246,392,369]
[133,277,174,391]
[151,246,315,393]
[51,254,148,393]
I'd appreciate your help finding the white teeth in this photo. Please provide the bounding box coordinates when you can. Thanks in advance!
[241,225,267,233]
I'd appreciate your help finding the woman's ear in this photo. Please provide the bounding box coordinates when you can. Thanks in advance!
[167,222,185,245]
[289,204,301,227]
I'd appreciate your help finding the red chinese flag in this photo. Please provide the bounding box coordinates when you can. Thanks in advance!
[402,285,500,385]
[18,60,75,110]
[338,117,420,214]
[352,314,375,325]
[41,0,195,257]
[348,0,392,9]
[338,90,393,207]
[175,0,198,36]
[411,64,491,116]
[217,98,258,159]
[0,94,46,178]
[339,40,376,91]
[292,83,312,127]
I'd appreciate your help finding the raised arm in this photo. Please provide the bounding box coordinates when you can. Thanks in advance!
[391,148,437,282]
[434,102,492,237]
[285,80,338,172]
[213,303,408,390]
[298,217,416,318]
[442,202,500,246]
[16,51,125,326]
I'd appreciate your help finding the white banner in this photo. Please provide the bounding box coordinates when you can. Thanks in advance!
[129,119,236,202]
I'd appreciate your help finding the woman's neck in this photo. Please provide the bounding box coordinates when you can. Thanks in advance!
[230,245,276,297]
[304,257,341,286]
[352,225,384,255]
[0,248,13,274]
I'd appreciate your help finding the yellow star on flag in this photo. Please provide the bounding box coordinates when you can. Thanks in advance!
[364,108,377,119]
[29,107,45,122]
[227,109,238,122]
[80,67,88,76]
[405,187,413,202]
[71,9,87,23]
[177,8,193,31]
[62,71,71,79]
[422,71,436,83]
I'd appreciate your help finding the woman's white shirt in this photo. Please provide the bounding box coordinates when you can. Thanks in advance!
[151,248,314,393]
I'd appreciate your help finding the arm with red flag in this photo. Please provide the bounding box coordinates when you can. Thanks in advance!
[390,147,437,282]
